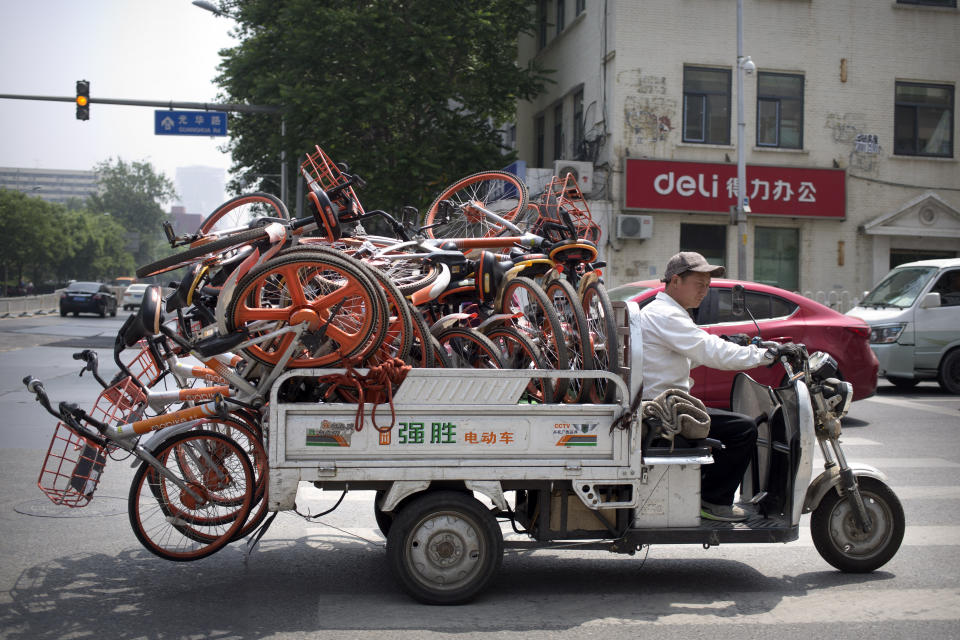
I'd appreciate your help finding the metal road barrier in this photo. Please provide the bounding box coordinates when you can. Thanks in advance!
[0,293,60,317]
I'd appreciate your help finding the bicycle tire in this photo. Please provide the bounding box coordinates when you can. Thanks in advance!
[497,276,569,398]
[485,325,552,403]
[199,192,289,235]
[407,301,435,368]
[581,280,620,403]
[129,430,254,561]
[424,171,529,240]
[435,327,505,369]
[226,253,386,368]
[136,228,269,279]
[545,278,592,403]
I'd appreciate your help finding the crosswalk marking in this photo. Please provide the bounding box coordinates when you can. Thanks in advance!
[576,588,960,625]
[865,395,960,419]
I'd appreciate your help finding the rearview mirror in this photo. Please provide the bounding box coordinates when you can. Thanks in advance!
[920,292,941,309]
[731,284,746,317]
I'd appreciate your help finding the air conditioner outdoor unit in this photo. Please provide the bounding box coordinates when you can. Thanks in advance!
[553,160,594,195]
[615,214,653,240]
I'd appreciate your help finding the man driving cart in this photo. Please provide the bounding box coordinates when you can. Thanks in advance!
[640,251,803,522]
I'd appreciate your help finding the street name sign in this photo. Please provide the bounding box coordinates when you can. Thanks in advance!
[154,110,228,136]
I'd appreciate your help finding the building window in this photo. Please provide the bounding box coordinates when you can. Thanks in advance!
[556,0,565,34]
[683,66,731,145]
[680,224,726,271]
[754,227,799,291]
[897,0,956,6]
[757,73,803,148]
[553,103,564,161]
[572,89,584,159]
[505,123,517,151]
[576,0,586,16]
[535,115,545,167]
[537,0,548,50]
[895,82,954,157]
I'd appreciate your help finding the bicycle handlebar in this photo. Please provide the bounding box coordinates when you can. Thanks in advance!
[23,375,111,444]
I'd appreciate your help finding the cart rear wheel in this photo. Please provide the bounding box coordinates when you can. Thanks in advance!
[810,477,904,573]
[387,490,503,604]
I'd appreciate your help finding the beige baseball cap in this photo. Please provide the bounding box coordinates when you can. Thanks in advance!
[662,251,725,282]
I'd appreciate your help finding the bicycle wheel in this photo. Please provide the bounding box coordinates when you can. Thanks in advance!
[498,277,569,398]
[280,246,411,364]
[424,171,528,240]
[128,430,254,561]
[545,278,592,403]
[369,255,443,297]
[136,228,269,279]
[226,253,386,368]
[199,192,289,235]
[196,416,269,542]
[581,280,620,403]
[435,327,505,369]
[485,325,552,403]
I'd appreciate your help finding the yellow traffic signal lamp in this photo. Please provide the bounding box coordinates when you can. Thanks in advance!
[76,80,90,120]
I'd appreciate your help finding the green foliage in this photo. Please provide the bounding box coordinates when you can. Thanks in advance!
[0,189,134,293]
[88,158,177,265]
[216,0,549,213]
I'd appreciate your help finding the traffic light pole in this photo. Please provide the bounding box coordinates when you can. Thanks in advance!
[0,92,287,203]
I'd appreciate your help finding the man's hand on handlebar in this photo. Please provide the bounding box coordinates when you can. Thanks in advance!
[766,342,805,370]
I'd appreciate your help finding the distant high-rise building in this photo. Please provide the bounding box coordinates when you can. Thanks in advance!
[0,167,98,205]
[175,166,226,216]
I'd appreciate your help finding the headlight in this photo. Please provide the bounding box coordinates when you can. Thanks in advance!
[869,323,906,344]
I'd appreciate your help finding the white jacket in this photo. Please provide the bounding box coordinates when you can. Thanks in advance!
[639,291,773,400]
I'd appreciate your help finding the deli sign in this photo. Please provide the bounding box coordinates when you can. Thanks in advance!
[624,158,846,219]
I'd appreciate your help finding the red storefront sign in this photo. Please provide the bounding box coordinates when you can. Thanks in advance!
[624,158,846,219]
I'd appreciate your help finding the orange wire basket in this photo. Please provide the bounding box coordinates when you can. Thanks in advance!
[37,376,145,508]
[536,172,602,244]
[124,340,165,387]
[300,145,365,217]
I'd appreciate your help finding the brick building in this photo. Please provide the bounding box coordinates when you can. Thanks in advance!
[513,0,959,308]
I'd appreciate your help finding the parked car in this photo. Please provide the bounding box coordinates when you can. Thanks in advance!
[846,258,960,394]
[59,282,118,318]
[122,283,150,311]
[607,278,878,409]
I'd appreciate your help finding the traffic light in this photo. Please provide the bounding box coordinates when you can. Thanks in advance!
[76,80,90,120]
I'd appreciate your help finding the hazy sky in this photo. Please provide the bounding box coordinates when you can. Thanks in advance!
[0,0,238,199]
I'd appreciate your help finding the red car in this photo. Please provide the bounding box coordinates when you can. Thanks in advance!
[607,279,878,409]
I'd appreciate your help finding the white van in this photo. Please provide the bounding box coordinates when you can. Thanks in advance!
[847,258,960,393]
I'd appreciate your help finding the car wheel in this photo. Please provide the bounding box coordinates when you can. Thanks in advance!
[937,349,960,395]
[886,375,918,390]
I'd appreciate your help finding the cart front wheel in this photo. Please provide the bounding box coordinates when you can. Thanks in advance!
[387,490,503,605]
[810,477,904,573]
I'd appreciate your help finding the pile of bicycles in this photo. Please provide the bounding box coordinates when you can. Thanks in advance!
[24,144,619,561]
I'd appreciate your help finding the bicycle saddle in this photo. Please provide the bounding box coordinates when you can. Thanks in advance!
[120,285,164,348]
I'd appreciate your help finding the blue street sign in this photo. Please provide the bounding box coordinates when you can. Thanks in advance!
[154,110,228,136]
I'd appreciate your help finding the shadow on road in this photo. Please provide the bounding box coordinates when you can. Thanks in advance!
[0,535,896,637]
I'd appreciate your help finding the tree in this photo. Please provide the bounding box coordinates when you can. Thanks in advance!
[0,190,135,292]
[0,189,50,294]
[216,0,549,214]
[88,158,177,265]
